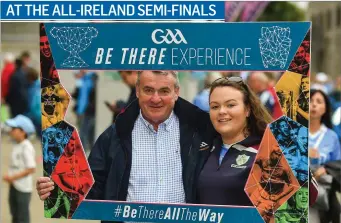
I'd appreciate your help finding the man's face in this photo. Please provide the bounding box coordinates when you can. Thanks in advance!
[294,46,306,63]
[270,145,282,163]
[298,127,308,148]
[136,71,179,126]
[283,145,299,169]
[301,76,309,93]
[279,121,289,136]
[40,35,51,58]
[295,187,308,210]
[50,64,59,79]
[65,137,76,157]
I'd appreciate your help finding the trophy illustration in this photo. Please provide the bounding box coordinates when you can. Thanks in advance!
[50,27,98,68]
[259,26,291,69]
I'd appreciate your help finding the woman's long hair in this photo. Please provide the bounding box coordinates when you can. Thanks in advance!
[311,89,333,129]
[209,78,273,137]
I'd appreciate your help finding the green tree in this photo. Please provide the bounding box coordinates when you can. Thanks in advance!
[257,2,306,21]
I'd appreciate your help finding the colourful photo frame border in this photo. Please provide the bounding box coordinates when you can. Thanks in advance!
[40,22,311,223]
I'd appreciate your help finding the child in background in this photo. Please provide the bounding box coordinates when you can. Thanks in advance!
[2,115,37,223]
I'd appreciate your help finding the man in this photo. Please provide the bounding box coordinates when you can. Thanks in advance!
[76,70,98,153]
[106,70,138,123]
[20,51,32,71]
[251,144,296,223]
[271,119,291,150]
[294,75,309,127]
[275,187,309,223]
[36,71,213,222]
[289,46,309,76]
[51,132,92,218]
[6,58,29,117]
[41,84,70,129]
[247,72,275,115]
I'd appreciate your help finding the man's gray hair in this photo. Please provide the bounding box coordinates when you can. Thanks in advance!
[136,71,180,88]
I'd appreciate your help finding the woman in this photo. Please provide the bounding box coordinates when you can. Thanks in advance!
[309,89,340,175]
[309,89,340,223]
[196,76,273,206]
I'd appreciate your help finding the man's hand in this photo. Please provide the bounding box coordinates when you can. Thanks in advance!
[36,177,55,200]
[2,174,14,184]
[104,101,118,112]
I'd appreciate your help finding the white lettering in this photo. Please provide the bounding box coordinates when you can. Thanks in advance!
[123,206,130,218]
[105,48,114,64]
[95,48,104,64]
[198,209,210,221]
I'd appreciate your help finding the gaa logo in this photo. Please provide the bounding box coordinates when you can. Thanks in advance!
[151,29,187,44]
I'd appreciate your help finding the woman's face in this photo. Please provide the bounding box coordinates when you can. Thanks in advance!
[310,92,326,121]
[209,86,249,139]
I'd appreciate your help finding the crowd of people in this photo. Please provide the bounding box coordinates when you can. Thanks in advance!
[1,51,40,223]
[1,52,41,136]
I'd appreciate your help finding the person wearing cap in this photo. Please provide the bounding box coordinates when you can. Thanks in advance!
[2,114,37,223]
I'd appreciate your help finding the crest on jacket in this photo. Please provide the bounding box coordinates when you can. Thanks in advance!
[236,154,250,166]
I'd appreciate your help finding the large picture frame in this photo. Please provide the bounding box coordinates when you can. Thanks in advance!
[40,22,311,223]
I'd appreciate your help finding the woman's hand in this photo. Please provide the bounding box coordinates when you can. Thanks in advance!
[309,148,320,158]
[314,167,327,180]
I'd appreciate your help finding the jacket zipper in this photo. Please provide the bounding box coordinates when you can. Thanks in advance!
[188,132,195,157]
[187,132,196,203]
[117,147,127,200]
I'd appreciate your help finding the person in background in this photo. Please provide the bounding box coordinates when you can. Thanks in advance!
[25,67,41,139]
[2,115,37,223]
[106,70,137,123]
[71,70,86,128]
[264,72,282,120]
[1,52,16,103]
[6,58,29,118]
[20,51,32,72]
[328,76,341,143]
[332,106,341,144]
[193,72,222,112]
[311,72,329,94]
[247,72,275,115]
[196,76,273,206]
[309,89,341,223]
[77,70,98,154]
[1,53,16,126]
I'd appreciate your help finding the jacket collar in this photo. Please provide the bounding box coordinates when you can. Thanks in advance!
[115,97,207,139]
[212,134,262,153]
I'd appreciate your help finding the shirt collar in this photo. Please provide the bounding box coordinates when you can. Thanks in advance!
[138,110,176,132]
